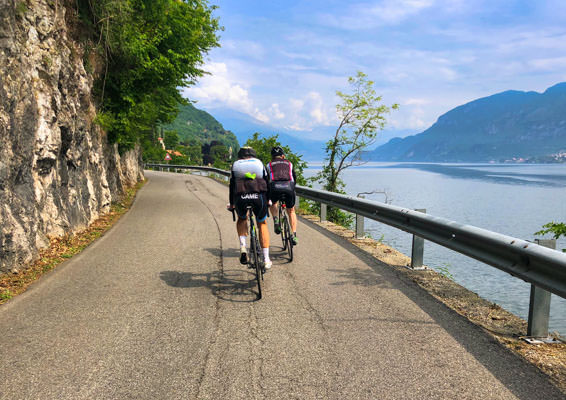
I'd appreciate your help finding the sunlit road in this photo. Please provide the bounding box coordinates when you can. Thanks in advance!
[0,170,562,399]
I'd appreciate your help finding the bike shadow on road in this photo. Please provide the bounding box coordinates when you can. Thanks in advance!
[159,268,262,303]
[269,246,293,263]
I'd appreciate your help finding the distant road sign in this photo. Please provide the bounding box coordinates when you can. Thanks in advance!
[164,153,172,161]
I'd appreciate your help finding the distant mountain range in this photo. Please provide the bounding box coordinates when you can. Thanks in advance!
[200,107,329,160]
[196,107,415,161]
[367,82,566,162]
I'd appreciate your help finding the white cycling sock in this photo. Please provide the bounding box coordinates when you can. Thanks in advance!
[262,248,270,262]
[239,236,246,247]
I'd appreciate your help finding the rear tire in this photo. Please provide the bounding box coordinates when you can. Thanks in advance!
[250,228,262,299]
[284,216,293,262]
[280,209,286,250]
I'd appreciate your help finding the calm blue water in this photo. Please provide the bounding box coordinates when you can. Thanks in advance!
[305,163,566,335]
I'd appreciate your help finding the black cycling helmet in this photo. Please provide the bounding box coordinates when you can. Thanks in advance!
[271,146,285,158]
[237,146,257,159]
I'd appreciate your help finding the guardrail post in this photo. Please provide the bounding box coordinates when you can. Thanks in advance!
[320,203,327,222]
[527,239,555,337]
[356,214,364,238]
[410,209,426,270]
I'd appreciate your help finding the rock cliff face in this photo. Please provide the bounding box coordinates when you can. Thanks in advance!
[0,0,144,273]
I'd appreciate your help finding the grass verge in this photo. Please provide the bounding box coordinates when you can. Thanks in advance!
[0,179,146,304]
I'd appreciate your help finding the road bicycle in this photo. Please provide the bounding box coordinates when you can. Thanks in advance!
[231,205,265,299]
[277,194,294,262]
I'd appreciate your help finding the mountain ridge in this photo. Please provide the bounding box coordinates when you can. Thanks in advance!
[367,83,566,162]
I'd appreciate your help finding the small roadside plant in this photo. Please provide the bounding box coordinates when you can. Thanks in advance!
[536,222,566,252]
[436,264,455,281]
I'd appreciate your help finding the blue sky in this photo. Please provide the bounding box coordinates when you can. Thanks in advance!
[183,0,566,141]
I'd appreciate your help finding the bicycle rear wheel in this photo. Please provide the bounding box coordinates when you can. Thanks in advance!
[250,225,262,299]
[279,207,287,250]
[284,215,293,262]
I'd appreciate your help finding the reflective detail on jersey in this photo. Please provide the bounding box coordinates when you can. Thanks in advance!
[269,162,274,181]
[245,172,256,179]
[241,193,259,199]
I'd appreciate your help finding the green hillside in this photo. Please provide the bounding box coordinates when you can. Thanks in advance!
[162,103,239,151]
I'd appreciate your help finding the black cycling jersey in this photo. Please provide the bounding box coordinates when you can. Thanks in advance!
[266,158,296,208]
[229,157,270,221]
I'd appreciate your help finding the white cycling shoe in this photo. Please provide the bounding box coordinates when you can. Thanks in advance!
[239,246,248,265]
[264,260,272,270]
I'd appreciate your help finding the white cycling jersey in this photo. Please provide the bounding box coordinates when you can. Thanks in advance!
[231,158,266,179]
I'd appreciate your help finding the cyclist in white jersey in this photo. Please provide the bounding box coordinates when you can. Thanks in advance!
[227,147,272,270]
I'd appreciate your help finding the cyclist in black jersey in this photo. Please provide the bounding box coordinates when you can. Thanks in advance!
[267,146,298,245]
[227,147,272,270]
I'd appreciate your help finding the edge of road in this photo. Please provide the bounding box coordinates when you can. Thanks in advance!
[0,179,147,306]
[296,211,566,394]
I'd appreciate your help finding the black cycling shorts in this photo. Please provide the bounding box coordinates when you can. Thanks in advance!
[269,181,296,208]
[235,192,268,222]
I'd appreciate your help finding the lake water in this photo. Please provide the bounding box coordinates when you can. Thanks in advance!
[304,163,566,336]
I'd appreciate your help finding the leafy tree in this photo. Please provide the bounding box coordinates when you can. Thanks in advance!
[163,131,179,149]
[186,145,203,165]
[314,71,398,193]
[211,144,230,169]
[77,0,221,153]
[310,71,398,225]
[244,132,308,186]
[536,222,566,252]
[141,139,165,163]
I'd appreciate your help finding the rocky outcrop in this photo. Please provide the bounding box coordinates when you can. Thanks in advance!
[0,0,143,273]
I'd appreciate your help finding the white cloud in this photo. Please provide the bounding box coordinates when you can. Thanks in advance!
[370,0,436,24]
[529,57,566,72]
[220,40,266,60]
[318,0,436,30]
[269,103,285,120]
[282,91,336,131]
[183,62,270,123]
[404,98,429,106]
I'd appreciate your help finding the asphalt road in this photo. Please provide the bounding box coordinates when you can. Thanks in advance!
[0,171,563,399]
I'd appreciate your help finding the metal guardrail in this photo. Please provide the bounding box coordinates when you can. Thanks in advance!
[146,163,566,337]
[295,186,566,298]
[146,163,230,177]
